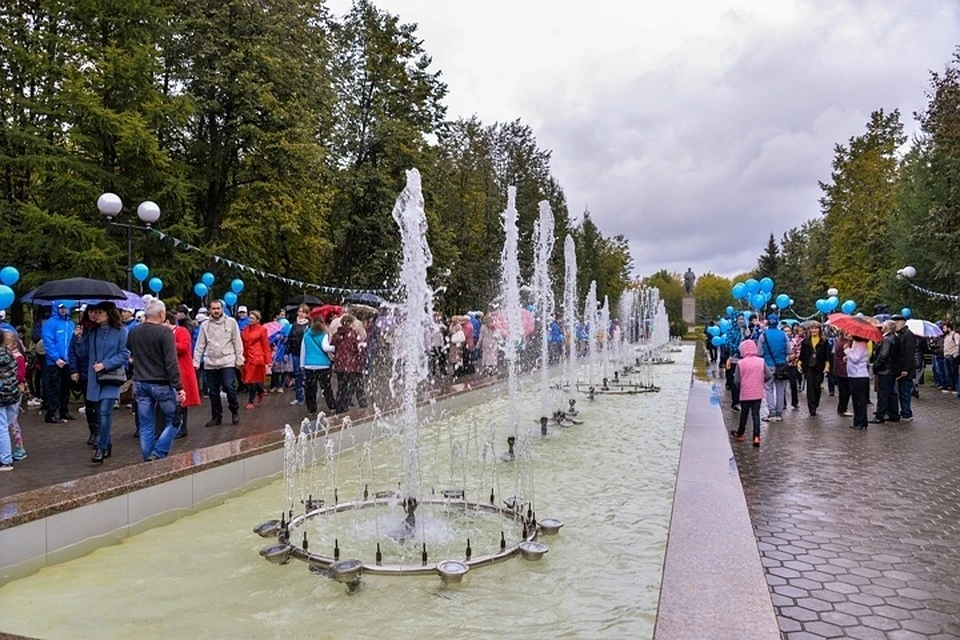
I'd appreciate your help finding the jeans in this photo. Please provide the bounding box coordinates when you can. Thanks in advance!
[875,374,900,421]
[43,364,71,419]
[290,355,304,403]
[945,355,957,393]
[0,404,15,464]
[205,367,239,420]
[764,377,787,416]
[850,377,869,428]
[96,398,117,450]
[898,377,914,419]
[135,382,179,460]
[736,399,762,438]
[932,355,945,388]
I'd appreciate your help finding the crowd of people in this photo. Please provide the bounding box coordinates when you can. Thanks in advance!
[0,297,584,471]
[712,312,959,448]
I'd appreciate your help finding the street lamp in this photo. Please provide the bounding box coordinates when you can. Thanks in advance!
[97,193,161,291]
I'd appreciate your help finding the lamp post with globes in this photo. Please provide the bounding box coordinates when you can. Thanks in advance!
[97,193,161,292]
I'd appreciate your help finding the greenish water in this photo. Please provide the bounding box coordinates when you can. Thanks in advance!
[0,347,693,640]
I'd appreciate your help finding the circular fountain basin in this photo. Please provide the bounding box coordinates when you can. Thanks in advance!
[518,541,549,561]
[538,518,564,535]
[437,560,470,584]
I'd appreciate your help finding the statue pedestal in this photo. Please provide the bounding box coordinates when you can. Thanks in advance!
[682,295,696,326]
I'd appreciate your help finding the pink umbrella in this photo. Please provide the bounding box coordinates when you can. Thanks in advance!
[263,321,284,338]
[489,309,536,338]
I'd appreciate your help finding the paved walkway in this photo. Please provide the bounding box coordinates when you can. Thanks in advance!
[712,364,960,639]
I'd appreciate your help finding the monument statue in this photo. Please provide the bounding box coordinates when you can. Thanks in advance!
[683,268,696,295]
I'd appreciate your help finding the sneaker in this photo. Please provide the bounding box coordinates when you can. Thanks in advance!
[729,430,745,442]
[27,398,42,407]
[752,436,760,448]
[0,463,12,471]
[901,416,913,422]
[943,389,954,394]
[276,388,284,394]
[290,399,303,406]
[220,391,227,398]
[78,406,86,414]
[731,405,740,412]
[773,415,784,422]
[245,402,255,411]
[841,411,853,417]
[256,391,266,405]
[761,415,772,422]
[12,448,26,461]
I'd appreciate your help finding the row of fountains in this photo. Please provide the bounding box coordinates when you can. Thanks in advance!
[255,171,674,589]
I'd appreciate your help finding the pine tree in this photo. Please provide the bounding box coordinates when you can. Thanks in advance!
[755,233,781,282]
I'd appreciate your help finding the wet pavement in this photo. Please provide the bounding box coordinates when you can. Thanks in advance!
[714,364,960,639]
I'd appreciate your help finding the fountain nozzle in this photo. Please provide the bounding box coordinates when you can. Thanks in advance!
[540,416,548,436]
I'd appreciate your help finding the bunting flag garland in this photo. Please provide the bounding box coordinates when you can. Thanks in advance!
[149,229,396,297]
[903,280,960,303]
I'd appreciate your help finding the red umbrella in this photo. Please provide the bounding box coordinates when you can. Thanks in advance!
[826,313,882,342]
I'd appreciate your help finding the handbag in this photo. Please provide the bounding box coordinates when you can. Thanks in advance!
[96,367,127,386]
[94,330,127,386]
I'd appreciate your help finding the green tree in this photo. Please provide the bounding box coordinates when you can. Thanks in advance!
[326,0,448,288]
[643,270,684,325]
[755,233,781,282]
[694,272,733,322]
[820,109,905,309]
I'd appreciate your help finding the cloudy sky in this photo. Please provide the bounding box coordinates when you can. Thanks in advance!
[329,0,959,279]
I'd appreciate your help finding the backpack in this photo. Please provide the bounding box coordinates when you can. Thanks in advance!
[0,347,20,406]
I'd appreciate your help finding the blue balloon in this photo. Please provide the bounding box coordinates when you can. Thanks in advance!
[0,266,20,286]
[731,283,746,299]
[711,336,724,347]
[231,279,245,294]
[148,277,163,294]
[223,291,238,306]
[776,294,791,310]
[751,293,766,310]
[719,319,732,332]
[707,326,721,337]
[278,318,290,327]
[826,296,839,311]
[759,277,774,293]
[725,306,735,316]
[132,263,149,283]
[201,272,215,287]
[0,285,14,310]
[815,299,827,313]
[745,278,760,295]
[194,282,208,298]
[901,307,912,319]
[841,300,856,314]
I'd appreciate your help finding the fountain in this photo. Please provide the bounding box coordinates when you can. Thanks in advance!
[533,200,555,425]
[253,174,561,587]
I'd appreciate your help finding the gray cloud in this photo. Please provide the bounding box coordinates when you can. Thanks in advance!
[534,1,959,279]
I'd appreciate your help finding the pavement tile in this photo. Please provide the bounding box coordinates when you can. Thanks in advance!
[713,362,960,639]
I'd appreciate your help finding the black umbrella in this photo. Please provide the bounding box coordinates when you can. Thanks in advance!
[31,278,126,301]
[342,292,385,307]
[284,294,323,309]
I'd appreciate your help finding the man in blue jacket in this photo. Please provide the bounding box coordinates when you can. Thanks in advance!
[42,303,76,423]
[757,314,789,421]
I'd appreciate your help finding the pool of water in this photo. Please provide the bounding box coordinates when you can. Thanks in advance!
[0,347,692,639]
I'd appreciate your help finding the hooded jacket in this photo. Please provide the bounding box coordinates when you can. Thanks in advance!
[42,313,75,366]
[735,339,767,402]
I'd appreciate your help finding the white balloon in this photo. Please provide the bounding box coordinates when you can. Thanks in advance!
[827,287,839,297]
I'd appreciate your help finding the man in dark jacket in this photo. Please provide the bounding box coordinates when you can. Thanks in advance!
[892,314,916,421]
[871,321,901,424]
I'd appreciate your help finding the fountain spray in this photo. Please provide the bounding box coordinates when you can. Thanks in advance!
[584,281,598,385]
[563,236,578,396]
[390,169,434,511]
[500,187,523,438]
[533,200,555,420]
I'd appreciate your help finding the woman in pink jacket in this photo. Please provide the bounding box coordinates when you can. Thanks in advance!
[731,339,770,447]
